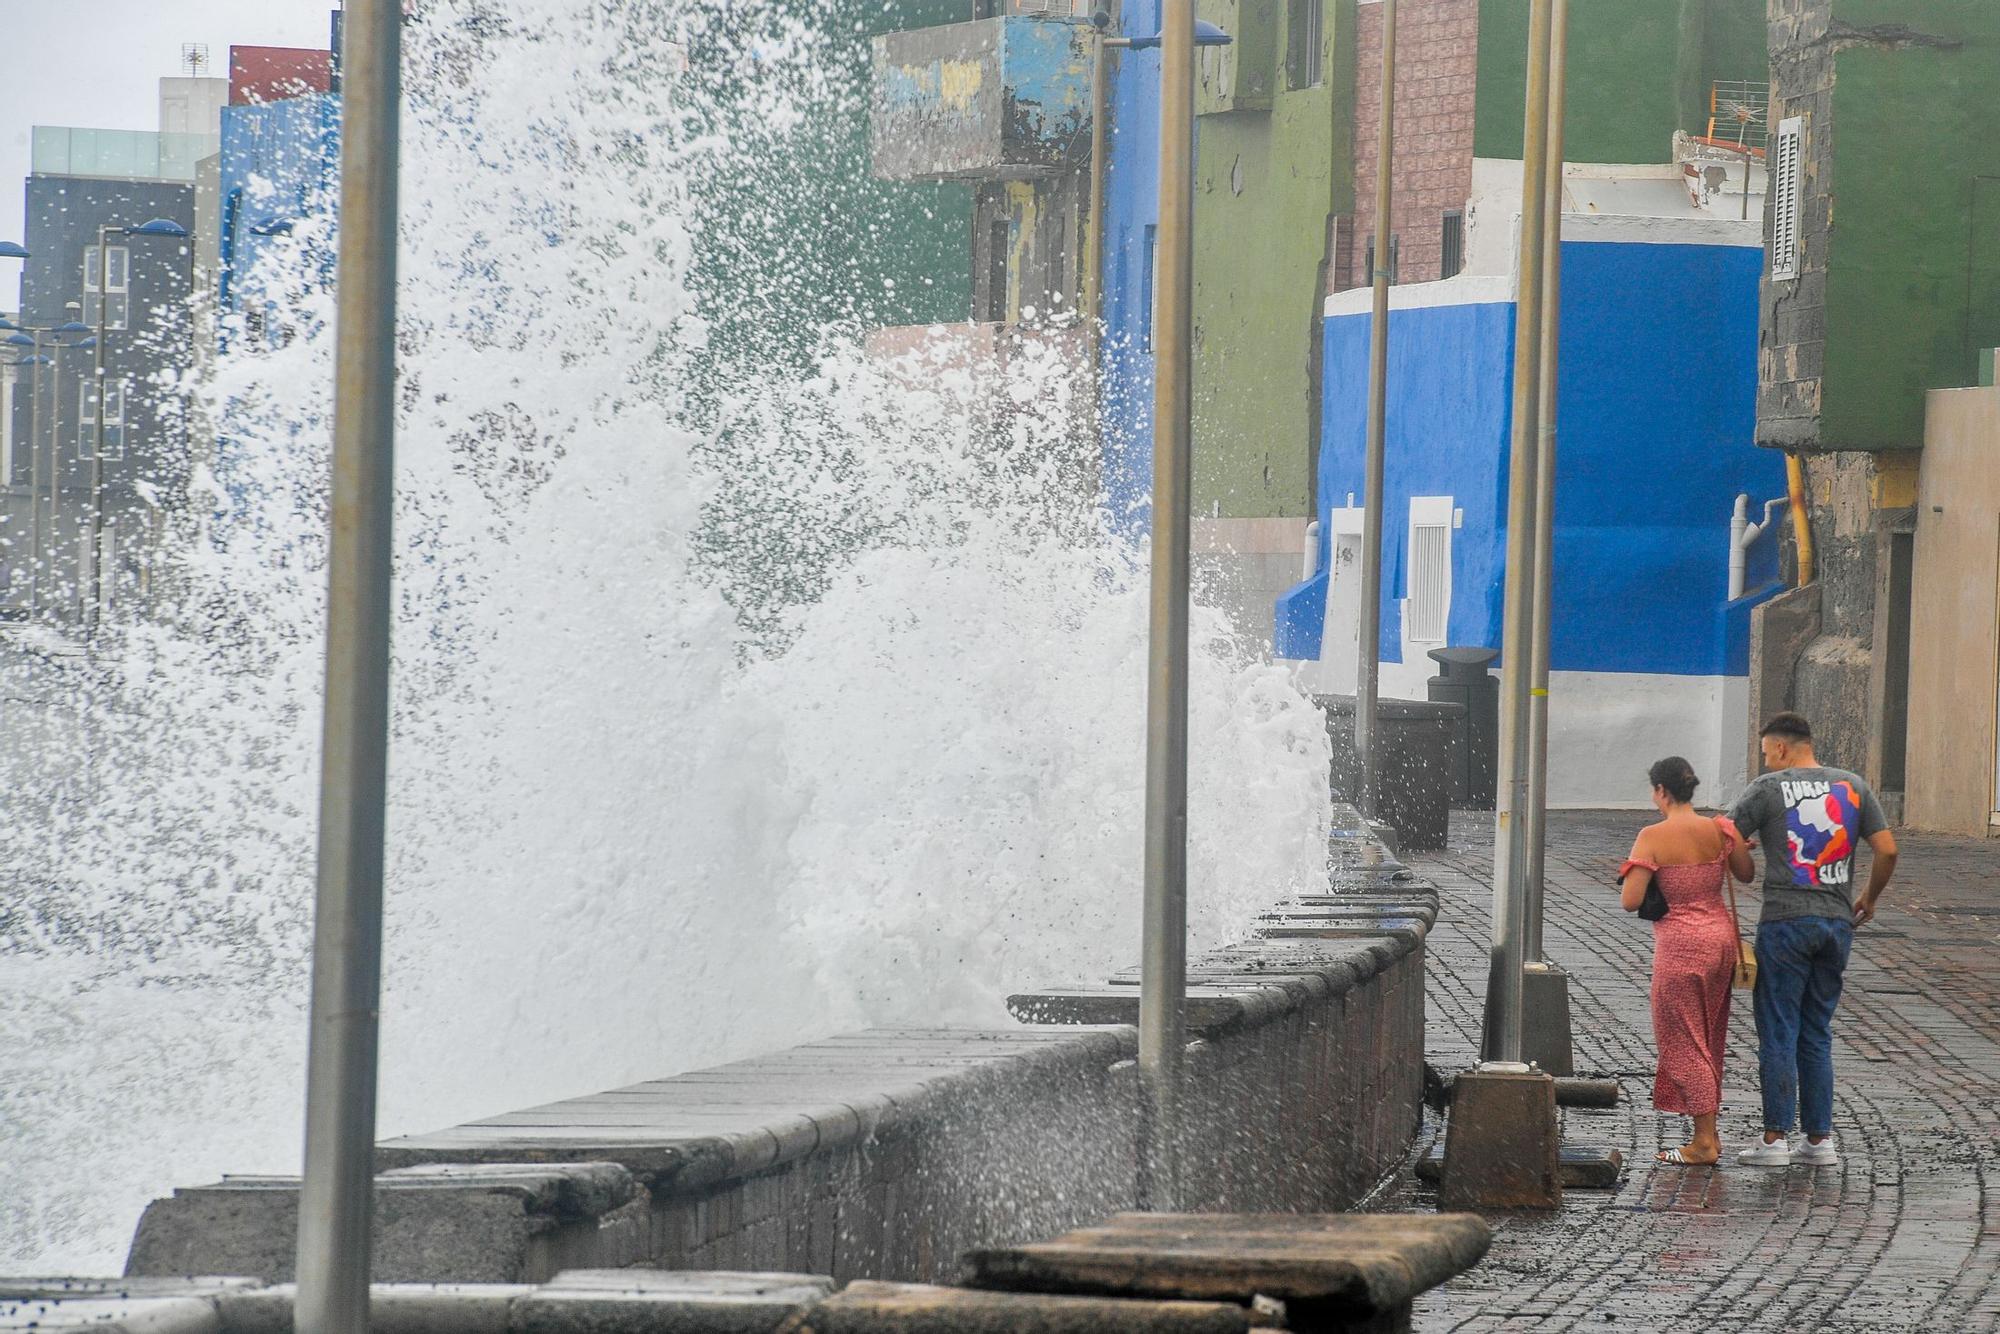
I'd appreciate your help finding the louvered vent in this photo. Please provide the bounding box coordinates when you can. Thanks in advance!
[1771,116,1803,282]
[1407,523,1451,643]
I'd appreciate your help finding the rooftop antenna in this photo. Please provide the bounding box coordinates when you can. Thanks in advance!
[181,43,211,78]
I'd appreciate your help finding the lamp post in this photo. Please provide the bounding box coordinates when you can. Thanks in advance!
[1355,0,1397,821]
[5,347,51,615]
[1483,0,1555,1068]
[295,2,400,1332]
[4,320,89,619]
[1523,0,1569,971]
[1104,6,1229,1213]
[87,217,190,629]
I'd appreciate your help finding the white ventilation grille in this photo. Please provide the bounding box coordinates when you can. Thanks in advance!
[1771,116,1803,282]
[1406,500,1452,644]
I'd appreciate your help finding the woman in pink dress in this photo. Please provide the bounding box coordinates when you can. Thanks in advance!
[1618,757,1756,1165]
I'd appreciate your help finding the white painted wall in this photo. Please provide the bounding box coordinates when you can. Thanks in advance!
[158,78,229,137]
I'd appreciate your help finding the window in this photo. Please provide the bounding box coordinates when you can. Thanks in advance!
[1441,211,1465,279]
[985,220,1010,323]
[1140,224,1157,353]
[84,244,131,330]
[1405,496,1454,644]
[1287,0,1324,89]
[1047,214,1067,307]
[79,378,126,461]
[1363,233,1400,286]
[1771,116,1803,282]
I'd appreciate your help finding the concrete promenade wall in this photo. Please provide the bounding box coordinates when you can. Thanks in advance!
[128,809,1434,1286]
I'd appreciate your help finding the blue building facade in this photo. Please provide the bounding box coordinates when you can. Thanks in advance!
[1278,217,1787,804]
[1096,1,1162,528]
[216,93,340,340]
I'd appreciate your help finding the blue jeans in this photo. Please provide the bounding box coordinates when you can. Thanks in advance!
[1753,916,1853,1137]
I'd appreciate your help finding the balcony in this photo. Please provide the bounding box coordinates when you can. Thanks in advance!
[870,16,1093,183]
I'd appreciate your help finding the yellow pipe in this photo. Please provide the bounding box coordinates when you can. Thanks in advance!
[1785,451,1814,585]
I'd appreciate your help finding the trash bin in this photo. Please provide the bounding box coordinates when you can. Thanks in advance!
[1315,694,1466,853]
[1427,647,1499,810]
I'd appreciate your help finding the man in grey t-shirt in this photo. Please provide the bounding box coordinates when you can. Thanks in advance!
[1725,711,1898,1168]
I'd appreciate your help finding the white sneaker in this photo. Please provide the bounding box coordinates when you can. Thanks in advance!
[1737,1137,1792,1166]
[1796,1136,1839,1166]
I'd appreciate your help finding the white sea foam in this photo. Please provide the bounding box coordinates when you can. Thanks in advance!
[0,0,1331,1270]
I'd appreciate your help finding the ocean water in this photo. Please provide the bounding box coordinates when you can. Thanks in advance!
[0,0,1333,1271]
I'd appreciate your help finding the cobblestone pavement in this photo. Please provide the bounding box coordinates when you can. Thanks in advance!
[1398,810,2000,1333]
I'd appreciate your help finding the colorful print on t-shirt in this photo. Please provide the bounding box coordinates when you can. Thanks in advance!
[1782,778,1862,889]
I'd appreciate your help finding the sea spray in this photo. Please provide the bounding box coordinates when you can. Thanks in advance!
[0,0,1332,1269]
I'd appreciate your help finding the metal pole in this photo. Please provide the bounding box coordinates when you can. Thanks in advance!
[26,339,42,618]
[49,340,64,611]
[89,226,111,629]
[1139,0,1195,1213]
[294,1,399,1331]
[1354,0,1396,823]
[1481,0,1553,1067]
[1522,0,1567,965]
[1085,30,1108,374]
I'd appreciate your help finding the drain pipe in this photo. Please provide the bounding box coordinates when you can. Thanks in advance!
[1784,452,1813,586]
[1085,11,1109,371]
[1729,493,1787,601]
[1301,519,1321,580]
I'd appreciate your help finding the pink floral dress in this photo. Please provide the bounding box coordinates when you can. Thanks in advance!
[1619,819,1741,1116]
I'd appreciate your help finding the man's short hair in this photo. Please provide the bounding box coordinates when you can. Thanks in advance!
[1760,711,1813,742]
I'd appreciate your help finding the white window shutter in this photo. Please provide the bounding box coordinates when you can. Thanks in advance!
[1771,116,1803,282]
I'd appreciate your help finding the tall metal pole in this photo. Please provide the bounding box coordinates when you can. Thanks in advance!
[89,226,111,629]
[26,342,43,618]
[49,340,66,608]
[1522,0,1567,965]
[1481,0,1553,1067]
[294,1,399,1331]
[1354,0,1396,822]
[1140,0,1195,1213]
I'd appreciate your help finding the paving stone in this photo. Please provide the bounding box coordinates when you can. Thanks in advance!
[1395,811,2000,1332]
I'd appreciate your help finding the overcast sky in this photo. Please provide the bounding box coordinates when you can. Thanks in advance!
[1,1,336,252]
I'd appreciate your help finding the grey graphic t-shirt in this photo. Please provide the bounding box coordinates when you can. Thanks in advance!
[1727,767,1888,924]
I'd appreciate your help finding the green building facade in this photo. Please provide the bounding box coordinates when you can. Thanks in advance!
[1190,0,1354,523]
[1752,0,2000,812]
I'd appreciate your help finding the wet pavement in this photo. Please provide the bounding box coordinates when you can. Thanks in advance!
[1397,809,2000,1332]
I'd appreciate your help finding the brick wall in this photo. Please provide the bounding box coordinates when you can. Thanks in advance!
[1342,0,1481,292]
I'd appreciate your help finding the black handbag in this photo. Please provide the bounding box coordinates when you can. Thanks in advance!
[1625,869,1669,921]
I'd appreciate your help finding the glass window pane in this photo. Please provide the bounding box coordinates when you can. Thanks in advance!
[84,245,100,292]
[107,247,130,292]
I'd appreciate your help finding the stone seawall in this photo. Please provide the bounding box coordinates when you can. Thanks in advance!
[128,809,1435,1286]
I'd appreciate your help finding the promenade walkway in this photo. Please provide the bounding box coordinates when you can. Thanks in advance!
[1401,810,2000,1332]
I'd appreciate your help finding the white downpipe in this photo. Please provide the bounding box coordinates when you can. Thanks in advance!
[1729,493,1788,601]
[1302,519,1322,581]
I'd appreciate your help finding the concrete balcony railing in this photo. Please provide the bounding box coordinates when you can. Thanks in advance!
[870,16,1093,183]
